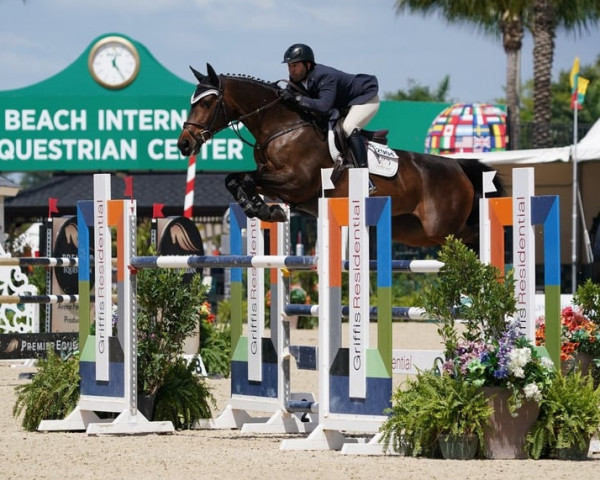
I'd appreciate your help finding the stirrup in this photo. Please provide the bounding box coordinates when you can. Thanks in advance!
[368,179,377,195]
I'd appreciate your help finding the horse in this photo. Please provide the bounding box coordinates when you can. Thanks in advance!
[177,64,504,248]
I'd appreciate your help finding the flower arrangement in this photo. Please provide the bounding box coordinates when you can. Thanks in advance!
[199,301,216,324]
[536,306,600,362]
[444,319,555,414]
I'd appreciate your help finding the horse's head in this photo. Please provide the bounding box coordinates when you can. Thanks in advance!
[178,63,229,156]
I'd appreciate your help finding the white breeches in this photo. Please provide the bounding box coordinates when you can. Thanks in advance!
[342,94,380,137]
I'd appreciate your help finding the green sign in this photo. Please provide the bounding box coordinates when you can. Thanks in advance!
[0,33,448,173]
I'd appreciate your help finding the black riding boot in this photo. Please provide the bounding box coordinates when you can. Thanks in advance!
[348,129,368,168]
[347,129,376,194]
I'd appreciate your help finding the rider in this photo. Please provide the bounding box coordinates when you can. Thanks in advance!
[279,43,380,173]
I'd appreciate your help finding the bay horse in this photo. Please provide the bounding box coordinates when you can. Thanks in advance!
[177,64,504,247]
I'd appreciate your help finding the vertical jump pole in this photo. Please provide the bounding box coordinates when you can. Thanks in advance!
[512,168,536,340]
[93,174,112,381]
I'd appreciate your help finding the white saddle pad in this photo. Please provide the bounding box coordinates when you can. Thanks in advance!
[327,130,398,178]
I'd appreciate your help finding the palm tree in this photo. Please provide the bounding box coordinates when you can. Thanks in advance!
[394,0,600,149]
[394,0,529,149]
[531,0,600,147]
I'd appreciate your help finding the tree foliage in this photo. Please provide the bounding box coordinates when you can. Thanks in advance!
[385,75,452,102]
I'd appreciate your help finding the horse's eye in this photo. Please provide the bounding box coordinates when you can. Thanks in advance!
[200,98,213,109]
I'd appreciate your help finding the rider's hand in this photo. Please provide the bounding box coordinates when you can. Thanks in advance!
[278,88,298,103]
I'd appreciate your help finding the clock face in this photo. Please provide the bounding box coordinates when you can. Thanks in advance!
[88,36,140,89]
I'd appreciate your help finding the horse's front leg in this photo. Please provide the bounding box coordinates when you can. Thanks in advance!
[225,173,287,222]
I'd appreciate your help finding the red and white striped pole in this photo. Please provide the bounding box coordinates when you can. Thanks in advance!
[183,155,196,218]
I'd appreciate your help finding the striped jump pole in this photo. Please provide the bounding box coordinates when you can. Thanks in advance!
[130,254,316,270]
[0,257,79,267]
[0,295,79,304]
[342,259,443,273]
[285,304,434,322]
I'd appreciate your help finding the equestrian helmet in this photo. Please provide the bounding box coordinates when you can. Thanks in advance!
[282,44,315,64]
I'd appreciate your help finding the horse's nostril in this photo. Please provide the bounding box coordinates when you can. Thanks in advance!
[178,138,190,154]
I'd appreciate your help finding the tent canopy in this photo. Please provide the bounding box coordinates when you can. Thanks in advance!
[443,117,600,165]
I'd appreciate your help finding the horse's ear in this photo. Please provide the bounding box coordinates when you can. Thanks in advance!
[189,66,205,83]
[206,63,221,89]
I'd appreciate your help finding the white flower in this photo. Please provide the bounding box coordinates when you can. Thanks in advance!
[540,356,555,371]
[523,383,542,401]
[508,347,531,377]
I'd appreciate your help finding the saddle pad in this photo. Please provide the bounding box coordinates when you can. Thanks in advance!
[327,131,398,178]
[367,142,398,177]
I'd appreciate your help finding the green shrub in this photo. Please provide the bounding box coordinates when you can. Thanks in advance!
[154,357,216,429]
[526,371,600,459]
[380,369,492,457]
[13,350,80,431]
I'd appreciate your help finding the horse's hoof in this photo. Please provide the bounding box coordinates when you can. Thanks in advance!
[269,205,288,222]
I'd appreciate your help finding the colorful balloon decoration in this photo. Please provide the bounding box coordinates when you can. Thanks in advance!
[425,103,507,154]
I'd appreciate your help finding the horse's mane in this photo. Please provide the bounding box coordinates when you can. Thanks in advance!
[222,73,279,91]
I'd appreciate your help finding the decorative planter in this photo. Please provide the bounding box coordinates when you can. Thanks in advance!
[561,353,593,376]
[137,393,157,420]
[557,437,591,461]
[438,434,478,460]
[482,387,539,459]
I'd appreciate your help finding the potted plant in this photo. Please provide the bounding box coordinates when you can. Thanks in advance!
[136,266,215,424]
[526,371,600,460]
[380,368,493,459]
[536,305,600,375]
[417,236,556,459]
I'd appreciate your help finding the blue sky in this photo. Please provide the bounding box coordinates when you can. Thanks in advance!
[1,0,600,104]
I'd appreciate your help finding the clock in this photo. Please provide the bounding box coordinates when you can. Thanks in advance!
[88,36,140,89]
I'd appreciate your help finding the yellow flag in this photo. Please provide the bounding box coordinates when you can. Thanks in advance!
[577,76,590,105]
[570,57,580,91]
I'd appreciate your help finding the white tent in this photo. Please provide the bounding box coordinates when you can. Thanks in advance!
[443,117,600,165]
[443,118,600,286]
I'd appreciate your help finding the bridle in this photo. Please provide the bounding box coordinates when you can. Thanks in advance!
[182,79,310,150]
[182,88,229,146]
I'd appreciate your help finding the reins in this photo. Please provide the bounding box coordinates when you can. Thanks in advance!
[184,77,311,150]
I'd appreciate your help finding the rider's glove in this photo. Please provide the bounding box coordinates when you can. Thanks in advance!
[278,88,299,103]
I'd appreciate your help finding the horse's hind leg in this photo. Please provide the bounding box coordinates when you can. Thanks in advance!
[225,173,287,222]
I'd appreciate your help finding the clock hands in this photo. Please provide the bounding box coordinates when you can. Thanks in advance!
[111,53,126,81]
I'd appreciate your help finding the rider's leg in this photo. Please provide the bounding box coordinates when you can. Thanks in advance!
[341,95,380,137]
[347,128,369,168]
[343,96,380,192]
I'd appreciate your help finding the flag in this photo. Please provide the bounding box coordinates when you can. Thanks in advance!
[573,76,590,110]
[569,57,580,91]
[570,56,590,109]
[482,171,497,195]
[153,203,165,218]
[123,176,133,198]
[48,197,59,218]
[320,168,335,192]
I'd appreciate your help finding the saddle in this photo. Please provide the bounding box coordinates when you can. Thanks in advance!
[329,120,394,183]
[332,120,389,163]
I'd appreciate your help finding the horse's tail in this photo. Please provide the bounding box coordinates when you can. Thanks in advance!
[456,158,506,226]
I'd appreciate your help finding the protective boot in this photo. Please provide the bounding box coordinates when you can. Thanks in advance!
[347,129,376,194]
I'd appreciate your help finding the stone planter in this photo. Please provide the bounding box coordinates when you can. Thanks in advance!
[482,387,539,459]
[557,437,591,461]
[438,434,478,460]
[561,353,593,376]
[137,393,157,420]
